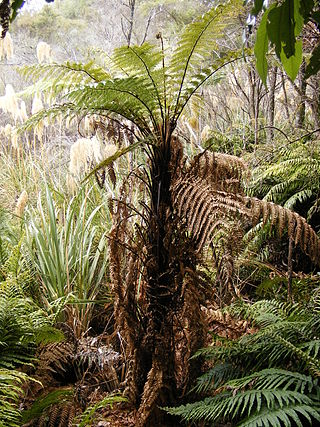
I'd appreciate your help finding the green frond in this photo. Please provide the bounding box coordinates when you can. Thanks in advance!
[284,189,314,210]
[238,403,320,427]
[20,74,162,134]
[249,142,320,215]
[169,0,244,111]
[175,48,245,119]
[18,103,82,133]
[166,367,320,425]
[226,369,316,394]
[172,296,320,426]
[20,61,111,97]
[0,368,30,427]
[112,43,166,119]
[240,299,307,326]
[301,340,320,359]
[165,389,317,424]
[194,362,239,392]
[274,336,320,377]
[67,75,161,129]
[75,394,127,427]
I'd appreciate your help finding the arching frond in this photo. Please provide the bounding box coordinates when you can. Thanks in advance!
[20,61,111,98]
[172,173,320,265]
[166,293,320,426]
[169,0,243,114]
[67,76,161,128]
[165,385,319,426]
[0,368,30,427]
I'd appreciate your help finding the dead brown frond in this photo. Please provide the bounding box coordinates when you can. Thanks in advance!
[25,334,125,426]
[171,150,320,309]
[36,341,75,382]
[32,400,76,427]
[174,276,207,396]
[189,151,247,193]
[202,306,255,340]
[173,177,250,252]
[136,359,163,427]
[246,196,320,265]
[173,172,320,267]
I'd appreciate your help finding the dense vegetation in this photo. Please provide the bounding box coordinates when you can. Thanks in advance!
[1,0,320,426]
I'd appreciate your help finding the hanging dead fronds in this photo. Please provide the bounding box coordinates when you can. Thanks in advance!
[246,196,320,265]
[202,306,253,340]
[173,174,320,266]
[36,341,75,381]
[35,401,76,427]
[173,176,249,252]
[189,151,247,193]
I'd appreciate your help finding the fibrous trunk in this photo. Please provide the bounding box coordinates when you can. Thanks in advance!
[109,137,206,426]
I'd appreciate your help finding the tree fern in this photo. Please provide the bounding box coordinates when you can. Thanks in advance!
[16,3,320,425]
[19,0,245,143]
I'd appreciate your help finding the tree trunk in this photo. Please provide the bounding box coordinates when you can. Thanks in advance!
[136,138,187,425]
[281,71,290,120]
[110,137,206,426]
[267,66,277,142]
[295,61,307,129]
[121,0,136,47]
[309,74,320,129]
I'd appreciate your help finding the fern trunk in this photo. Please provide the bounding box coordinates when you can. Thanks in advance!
[120,137,206,426]
[138,138,179,425]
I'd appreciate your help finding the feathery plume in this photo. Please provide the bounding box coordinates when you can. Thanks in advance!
[201,125,211,141]
[0,32,13,60]
[15,190,28,217]
[69,136,117,177]
[3,84,19,119]
[69,138,94,176]
[11,127,19,150]
[36,41,52,64]
[19,100,28,122]
[32,93,43,115]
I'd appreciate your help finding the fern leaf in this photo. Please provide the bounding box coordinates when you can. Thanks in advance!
[238,403,320,427]
[169,0,243,113]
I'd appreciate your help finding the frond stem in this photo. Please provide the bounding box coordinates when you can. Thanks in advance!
[173,9,222,117]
